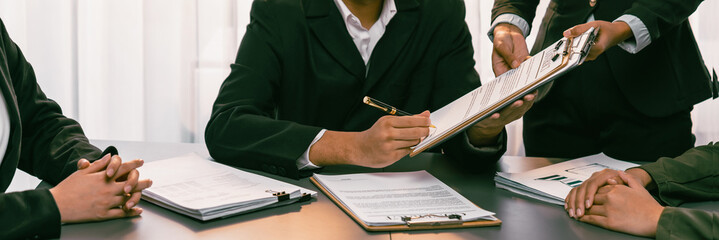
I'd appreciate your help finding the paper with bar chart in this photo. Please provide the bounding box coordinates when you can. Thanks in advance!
[494,154,638,205]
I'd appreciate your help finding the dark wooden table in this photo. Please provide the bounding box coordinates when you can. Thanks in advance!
[59,140,709,239]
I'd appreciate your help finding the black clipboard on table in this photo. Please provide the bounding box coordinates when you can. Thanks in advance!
[310,171,502,231]
[409,27,599,157]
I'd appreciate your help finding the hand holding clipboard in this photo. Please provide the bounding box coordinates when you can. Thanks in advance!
[408,27,599,156]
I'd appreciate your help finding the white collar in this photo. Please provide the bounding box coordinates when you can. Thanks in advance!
[333,0,397,30]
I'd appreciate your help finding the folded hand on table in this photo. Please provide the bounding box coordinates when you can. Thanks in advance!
[51,154,152,223]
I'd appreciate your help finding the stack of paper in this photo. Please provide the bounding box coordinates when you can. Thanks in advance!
[141,153,316,221]
[312,171,497,228]
[494,154,638,205]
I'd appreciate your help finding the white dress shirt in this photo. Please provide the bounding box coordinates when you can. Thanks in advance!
[0,92,11,166]
[296,0,397,170]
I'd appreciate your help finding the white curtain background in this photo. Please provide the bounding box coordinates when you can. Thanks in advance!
[0,0,716,156]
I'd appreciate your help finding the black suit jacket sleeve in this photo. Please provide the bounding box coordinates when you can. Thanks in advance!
[432,1,507,166]
[205,1,322,179]
[0,19,108,239]
[0,189,61,239]
[491,0,540,25]
[6,45,105,185]
[493,0,705,42]
[623,0,704,41]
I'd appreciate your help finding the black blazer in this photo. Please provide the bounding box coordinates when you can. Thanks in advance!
[0,20,114,239]
[492,0,712,117]
[206,0,507,179]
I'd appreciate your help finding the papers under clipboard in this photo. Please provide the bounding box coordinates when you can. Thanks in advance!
[410,27,600,156]
[310,171,501,231]
[141,153,316,221]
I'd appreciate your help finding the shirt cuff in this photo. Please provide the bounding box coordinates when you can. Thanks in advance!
[296,129,326,170]
[487,13,530,42]
[614,14,651,54]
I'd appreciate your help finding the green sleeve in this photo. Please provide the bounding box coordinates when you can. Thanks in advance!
[656,206,719,240]
[638,143,719,206]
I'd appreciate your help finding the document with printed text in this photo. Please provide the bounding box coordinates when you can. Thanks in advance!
[141,153,316,221]
[312,171,496,227]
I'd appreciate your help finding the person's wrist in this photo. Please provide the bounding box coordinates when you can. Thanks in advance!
[647,206,665,238]
[344,132,363,166]
[494,23,519,36]
[493,23,507,36]
[612,21,633,43]
[468,126,502,146]
[308,130,357,166]
[626,168,652,187]
[49,188,68,223]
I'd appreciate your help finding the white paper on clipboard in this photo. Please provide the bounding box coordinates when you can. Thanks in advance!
[411,27,599,156]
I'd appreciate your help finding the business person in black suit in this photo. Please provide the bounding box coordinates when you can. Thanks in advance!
[489,0,712,161]
[206,0,535,179]
[0,19,152,239]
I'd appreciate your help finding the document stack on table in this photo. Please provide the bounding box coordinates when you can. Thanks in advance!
[494,154,638,205]
[141,153,316,221]
[311,170,500,231]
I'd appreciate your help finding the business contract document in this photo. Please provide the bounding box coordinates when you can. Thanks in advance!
[410,27,598,156]
[141,153,316,221]
[311,171,499,230]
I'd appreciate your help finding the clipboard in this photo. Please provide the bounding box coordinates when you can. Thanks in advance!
[410,27,600,157]
[310,176,501,231]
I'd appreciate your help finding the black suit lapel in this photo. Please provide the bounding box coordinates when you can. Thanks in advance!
[305,0,366,78]
[362,0,419,95]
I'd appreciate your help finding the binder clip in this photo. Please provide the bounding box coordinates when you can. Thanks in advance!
[400,214,463,227]
[562,38,571,56]
[298,193,312,202]
[554,39,563,51]
[266,190,290,202]
[712,68,718,99]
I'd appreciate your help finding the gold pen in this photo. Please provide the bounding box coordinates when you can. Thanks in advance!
[363,96,436,128]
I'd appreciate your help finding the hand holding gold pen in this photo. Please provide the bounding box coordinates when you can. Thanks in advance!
[362,96,436,128]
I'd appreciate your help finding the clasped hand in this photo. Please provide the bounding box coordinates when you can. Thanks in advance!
[565,169,663,237]
[50,154,152,223]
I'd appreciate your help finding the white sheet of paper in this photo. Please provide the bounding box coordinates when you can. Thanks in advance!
[313,171,495,226]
